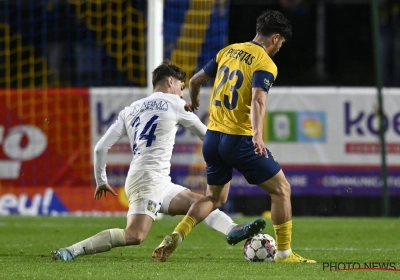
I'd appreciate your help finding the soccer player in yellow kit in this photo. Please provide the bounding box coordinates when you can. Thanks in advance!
[153,10,315,263]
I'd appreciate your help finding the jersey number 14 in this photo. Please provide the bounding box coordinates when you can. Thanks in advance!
[131,115,159,153]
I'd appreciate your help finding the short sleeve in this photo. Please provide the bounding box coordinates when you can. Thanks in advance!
[252,70,275,93]
[203,57,218,78]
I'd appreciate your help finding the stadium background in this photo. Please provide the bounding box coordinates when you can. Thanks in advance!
[0,0,399,216]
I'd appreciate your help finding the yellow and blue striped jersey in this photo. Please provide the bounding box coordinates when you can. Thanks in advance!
[203,41,277,136]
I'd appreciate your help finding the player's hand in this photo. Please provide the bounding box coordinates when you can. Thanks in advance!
[184,99,200,112]
[94,183,118,200]
[252,134,268,158]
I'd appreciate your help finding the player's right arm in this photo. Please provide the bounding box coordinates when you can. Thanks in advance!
[187,58,216,112]
[94,183,117,200]
[177,100,207,141]
[94,110,127,187]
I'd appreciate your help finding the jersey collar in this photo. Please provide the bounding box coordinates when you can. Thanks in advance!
[249,41,266,52]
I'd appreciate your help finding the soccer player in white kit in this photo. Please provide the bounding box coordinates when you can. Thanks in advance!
[52,61,265,261]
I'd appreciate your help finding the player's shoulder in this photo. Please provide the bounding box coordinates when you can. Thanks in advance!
[130,92,178,104]
[254,51,277,76]
[141,92,185,112]
[152,92,184,107]
[227,41,265,52]
[216,42,246,61]
[219,42,247,53]
[261,55,277,71]
[174,97,188,114]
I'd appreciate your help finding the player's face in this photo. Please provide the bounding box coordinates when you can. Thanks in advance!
[172,78,185,98]
[270,35,286,57]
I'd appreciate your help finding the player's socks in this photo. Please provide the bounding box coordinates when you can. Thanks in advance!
[203,209,236,235]
[273,220,292,256]
[172,232,182,243]
[276,248,292,258]
[67,228,125,257]
[272,220,316,263]
[173,215,196,241]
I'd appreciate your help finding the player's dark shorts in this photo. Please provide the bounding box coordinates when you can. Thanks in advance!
[203,130,281,185]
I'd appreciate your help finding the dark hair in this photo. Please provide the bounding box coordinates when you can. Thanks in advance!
[256,10,292,40]
[152,61,186,87]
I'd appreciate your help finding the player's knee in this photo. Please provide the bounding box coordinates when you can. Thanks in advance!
[125,235,146,245]
[207,195,226,209]
[124,230,146,245]
[271,181,291,197]
[189,196,199,205]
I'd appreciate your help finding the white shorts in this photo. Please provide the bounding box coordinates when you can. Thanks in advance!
[125,169,188,220]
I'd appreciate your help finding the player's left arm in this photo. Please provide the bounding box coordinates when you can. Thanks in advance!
[251,87,268,157]
[251,69,275,157]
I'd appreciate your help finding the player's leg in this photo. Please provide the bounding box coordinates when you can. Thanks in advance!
[232,136,315,263]
[52,213,153,261]
[124,214,154,245]
[152,183,230,262]
[122,169,163,245]
[53,170,159,261]
[258,170,291,225]
[257,170,292,251]
[163,188,236,236]
[152,130,266,261]
[171,129,235,242]
[258,169,315,263]
[161,185,266,243]
[188,186,266,245]
[173,184,231,238]
[52,229,126,261]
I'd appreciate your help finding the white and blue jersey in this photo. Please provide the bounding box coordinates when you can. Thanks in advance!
[94,92,206,187]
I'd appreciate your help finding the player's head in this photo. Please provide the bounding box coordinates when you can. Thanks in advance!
[256,10,292,57]
[152,61,186,97]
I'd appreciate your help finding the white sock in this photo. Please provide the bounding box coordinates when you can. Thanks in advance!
[203,209,236,235]
[67,228,126,257]
[172,232,183,244]
[277,248,292,258]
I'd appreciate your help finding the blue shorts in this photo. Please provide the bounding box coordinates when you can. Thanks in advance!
[202,130,281,185]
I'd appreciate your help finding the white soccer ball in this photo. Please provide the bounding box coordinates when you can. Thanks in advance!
[243,233,276,262]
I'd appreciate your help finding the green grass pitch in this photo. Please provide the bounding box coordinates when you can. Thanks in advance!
[0,216,399,279]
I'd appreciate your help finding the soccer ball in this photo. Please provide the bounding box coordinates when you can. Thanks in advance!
[243,233,276,262]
